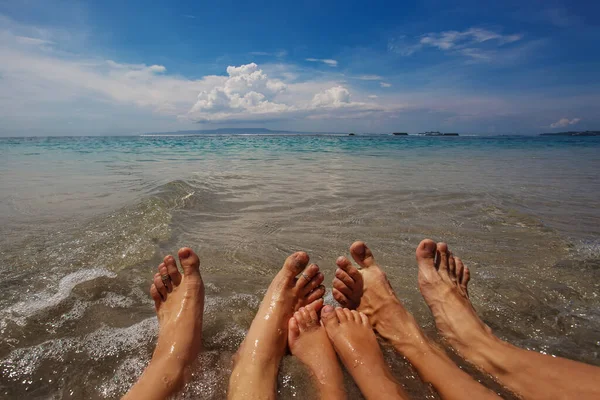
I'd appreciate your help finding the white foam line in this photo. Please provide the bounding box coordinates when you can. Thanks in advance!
[4,268,117,321]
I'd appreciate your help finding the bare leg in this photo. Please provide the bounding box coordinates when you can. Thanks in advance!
[417,239,600,400]
[288,300,346,400]
[333,241,498,400]
[228,253,326,400]
[124,248,204,400]
[321,305,409,400]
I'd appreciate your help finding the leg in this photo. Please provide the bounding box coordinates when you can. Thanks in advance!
[288,299,346,400]
[417,239,600,400]
[124,248,205,400]
[321,305,409,400]
[333,241,498,400]
[228,253,325,400]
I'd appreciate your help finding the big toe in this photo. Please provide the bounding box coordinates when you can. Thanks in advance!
[178,247,201,277]
[320,304,340,335]
[416,239,440,282]
[282,251,310,279]
[349,241,376,268]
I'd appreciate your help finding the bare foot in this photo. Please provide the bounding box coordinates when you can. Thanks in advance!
[333,241,425,349]
[228,253,326,399]
[124,248,204,400]
[416,239,492,355]
[320,305,409,400]
[288,299,346,400]
[333,242,501,400]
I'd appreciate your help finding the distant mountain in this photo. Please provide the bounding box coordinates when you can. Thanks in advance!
[141,128,349,135]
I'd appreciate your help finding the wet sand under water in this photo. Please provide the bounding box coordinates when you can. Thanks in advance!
[0,135,599,399]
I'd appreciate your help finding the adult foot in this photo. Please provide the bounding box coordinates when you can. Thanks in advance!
[228,252,326,399]
[321,305,409,400]
[416,239,492,354]
[288,299,346,399]
[124,248,205,400]
[333,241,425,349]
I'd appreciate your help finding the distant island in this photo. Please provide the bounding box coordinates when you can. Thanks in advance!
[540,131,600,136]
[141,128,349,136]
[417,131,459,136]
[392,132,408,136]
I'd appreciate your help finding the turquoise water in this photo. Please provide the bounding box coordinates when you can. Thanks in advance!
[0,134,599,399]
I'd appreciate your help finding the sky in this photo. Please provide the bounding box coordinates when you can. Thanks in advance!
[0,0,599,136]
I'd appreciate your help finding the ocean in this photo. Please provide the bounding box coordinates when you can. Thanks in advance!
[0,134,599,399]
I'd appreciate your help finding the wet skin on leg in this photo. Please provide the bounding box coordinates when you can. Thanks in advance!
[417,239,600,400]
[228,252,326,400]
[124,248,205,400]
[333,241,499,400]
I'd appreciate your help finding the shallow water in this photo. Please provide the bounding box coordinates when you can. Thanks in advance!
[0,135,599,399]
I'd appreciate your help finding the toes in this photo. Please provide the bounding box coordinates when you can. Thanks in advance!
[150,284,162,311]
[288,316,300,343]
[164,255,182,286]
[332,277,354,298]
[350,310,361,324]
[334,266,355,288]
[332,288,351,307]
[416,239,440,282]
[456,257,464,284]
[320,305,339,329]
[304,285,326,304]
[297,264,324,296]
[436,243,450,275]
[158,263,173,293]
[282,251,310,279]
[336,256,363,287]
[178,247,201,277]
[153,273,167,301]
[336,307,348,322]
[448,254,458,283]
[349,241,376,268]
[359,311,369,326]
[343,308,353,322]
[307,301,320,324]
[458,259,470,296]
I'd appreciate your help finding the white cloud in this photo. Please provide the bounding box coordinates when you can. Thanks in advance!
[390,28,522,61]
[356,75,383,80]
[311,86,351,107]
[368,95,378,99]
[550,117,581,128]
[380,82,392,88]
[250,50,287,58]
[305,58,338,67]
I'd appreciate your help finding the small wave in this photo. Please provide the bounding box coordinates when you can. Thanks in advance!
[3,268,116,323]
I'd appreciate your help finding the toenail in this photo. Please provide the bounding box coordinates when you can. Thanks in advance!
[322,305,334,314]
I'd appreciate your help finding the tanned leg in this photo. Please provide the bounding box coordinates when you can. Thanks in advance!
[321,305,409,400]
[333,241,499,400]
[124,248,204,400]
[228,253,326,400]
[417,239,600,400]
[288,299,346,400]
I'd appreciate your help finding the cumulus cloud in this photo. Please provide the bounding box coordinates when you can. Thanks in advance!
[188,63,292,121]
[187,64,383,122]
[311,86,351,107]
[305,58,338,67]
[550,117,581,128]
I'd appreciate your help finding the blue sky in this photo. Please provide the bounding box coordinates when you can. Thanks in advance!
[0,0,599,135]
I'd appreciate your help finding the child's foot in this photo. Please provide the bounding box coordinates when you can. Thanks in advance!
[288,299,346,399]
[321,305,409,400]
